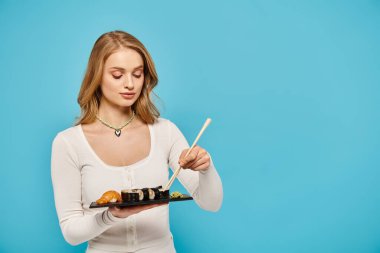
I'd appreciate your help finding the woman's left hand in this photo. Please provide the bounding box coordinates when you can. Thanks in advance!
[178,145,210,172]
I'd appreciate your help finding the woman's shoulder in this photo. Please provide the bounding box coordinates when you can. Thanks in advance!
[52,124,81,145]
[152,117,185,141]
[152,117,178,130]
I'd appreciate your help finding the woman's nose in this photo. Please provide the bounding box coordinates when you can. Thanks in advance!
[124,73,134,89]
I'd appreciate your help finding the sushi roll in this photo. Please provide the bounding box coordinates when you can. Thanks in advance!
[141,188,150,200]
[131,189,144,201]
[148,188,160,200]
[158,189,169,199]
[121,189,131,203]
[127,192,139,202]
[121,189,139,202]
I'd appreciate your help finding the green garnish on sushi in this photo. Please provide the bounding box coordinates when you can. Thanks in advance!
[170,191,184,199]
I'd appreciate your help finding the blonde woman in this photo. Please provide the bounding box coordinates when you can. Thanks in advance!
[51,30,223,253]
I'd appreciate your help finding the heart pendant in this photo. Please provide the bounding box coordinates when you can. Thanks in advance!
[115,129,121,137]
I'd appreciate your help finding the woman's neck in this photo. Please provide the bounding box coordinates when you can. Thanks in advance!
[97,101,134,127]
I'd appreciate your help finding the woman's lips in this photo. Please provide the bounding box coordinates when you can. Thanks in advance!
[120,92,135,99]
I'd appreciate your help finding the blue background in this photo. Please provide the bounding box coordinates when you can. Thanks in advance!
[1,0,379,252]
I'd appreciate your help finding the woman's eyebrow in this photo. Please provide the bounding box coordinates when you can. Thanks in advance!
[109,65,143,71]
[133,65,144,70]
[109,66,125,71]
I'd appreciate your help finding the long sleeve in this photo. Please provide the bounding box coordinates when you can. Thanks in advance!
[167,121,223,212]
[50,133,124,246]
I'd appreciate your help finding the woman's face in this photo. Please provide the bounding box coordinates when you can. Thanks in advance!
[100,48,145,109]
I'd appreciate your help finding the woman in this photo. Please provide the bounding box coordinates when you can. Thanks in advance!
[51,30,223,253]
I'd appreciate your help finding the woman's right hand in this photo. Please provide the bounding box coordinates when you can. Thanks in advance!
[108,202,167,218]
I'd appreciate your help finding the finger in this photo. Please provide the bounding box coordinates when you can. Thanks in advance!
[193,162,209,171]
[180,147,200,167]
[133,203,167,213]
[185,147,199,162]
[108,206,121,216]
[143,203,166,209]
[188,153,210,170]
[178,149,190,166]
[192,151,210,171]
[109,206,120,211]
[198,149,208,156]
[183,151,203,168]
[183,149,208,168]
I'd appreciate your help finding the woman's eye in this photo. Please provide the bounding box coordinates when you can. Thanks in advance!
[112,75,122,79]
[133,74,142,78]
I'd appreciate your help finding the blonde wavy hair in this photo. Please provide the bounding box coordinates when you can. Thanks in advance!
[74,30,160,125]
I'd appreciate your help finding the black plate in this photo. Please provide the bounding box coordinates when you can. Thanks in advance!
[89,194,193,208]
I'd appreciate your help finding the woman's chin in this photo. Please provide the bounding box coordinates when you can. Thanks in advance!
[118,99,137,108]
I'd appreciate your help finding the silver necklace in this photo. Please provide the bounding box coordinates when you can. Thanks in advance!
[96,111,135,137]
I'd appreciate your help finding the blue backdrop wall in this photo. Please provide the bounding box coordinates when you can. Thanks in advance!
[1,1,379,252]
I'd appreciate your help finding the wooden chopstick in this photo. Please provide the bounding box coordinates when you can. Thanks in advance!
[163,118,212,191]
